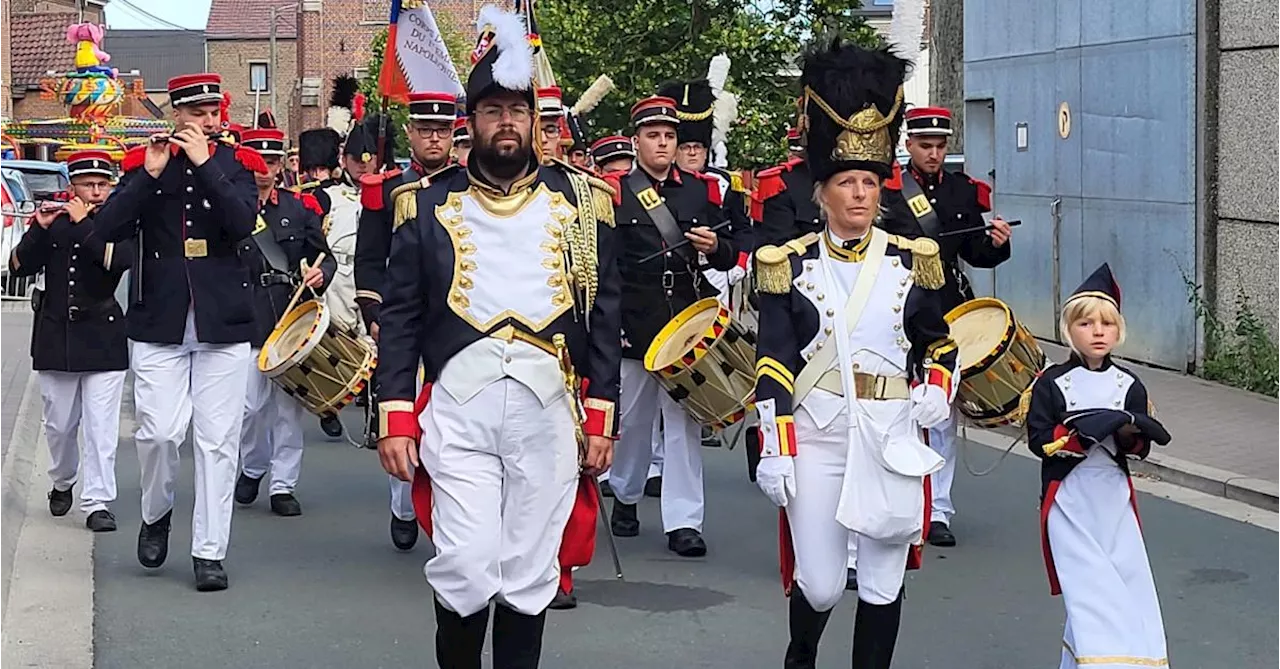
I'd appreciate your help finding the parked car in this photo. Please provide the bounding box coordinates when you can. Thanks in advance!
[5,160,69,200]
[1,168,38,295]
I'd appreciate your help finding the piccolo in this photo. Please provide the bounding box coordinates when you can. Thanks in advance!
[937,219,1022,238]
[639,218,736,264]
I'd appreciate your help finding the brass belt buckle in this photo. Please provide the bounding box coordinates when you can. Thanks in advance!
[184,238,208,258]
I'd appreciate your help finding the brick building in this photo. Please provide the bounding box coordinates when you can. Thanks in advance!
[292,0,478,133]
[7,0,108,120]
[206,0,300,136]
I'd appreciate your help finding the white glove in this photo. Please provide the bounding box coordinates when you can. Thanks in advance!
[727,264,747,286]
[755,455,796,507]
[910,384,950,429]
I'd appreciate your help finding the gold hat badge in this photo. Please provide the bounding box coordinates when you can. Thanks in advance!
[804,85,903,165]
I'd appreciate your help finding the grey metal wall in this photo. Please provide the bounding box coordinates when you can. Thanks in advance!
[963,0,1198,369]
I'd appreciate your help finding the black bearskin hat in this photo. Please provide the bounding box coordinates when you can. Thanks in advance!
[656,78,714,148]
[297,127,341,171]
[800,38,907,181]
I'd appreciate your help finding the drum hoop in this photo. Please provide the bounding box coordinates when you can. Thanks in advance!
[945,297,1017,378]
[643,297,726,373]
[258,300,332,377]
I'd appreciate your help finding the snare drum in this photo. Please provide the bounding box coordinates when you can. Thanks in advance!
[643,298,757,430]
[945,297,1046,428]
[258,299,377,417]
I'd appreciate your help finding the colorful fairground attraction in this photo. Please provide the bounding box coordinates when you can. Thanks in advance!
[1,21,171,161]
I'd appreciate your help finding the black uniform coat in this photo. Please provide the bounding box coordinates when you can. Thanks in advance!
[880,163,1010,312]
[237,188,338,348]
[705,165,755,260]
[605,165,737,361]
[354,161,432,328]
[377,161,623,430]
[750,158,822,248]
[9,213,133,372]
[93,141,262,345]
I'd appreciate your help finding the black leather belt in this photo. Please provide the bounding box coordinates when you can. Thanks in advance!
[259,273,295,287]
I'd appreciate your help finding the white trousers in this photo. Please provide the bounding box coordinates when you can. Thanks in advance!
[599,407,662,484]
[927,411,958,525]
[611,359,703,532]
[788,408,908,610]
[38,369,126,513]
[389,475,415,521]
[240,350,305,495]
[420,378,579,617]
[1049,455,1168,668]
[131,313,250,561]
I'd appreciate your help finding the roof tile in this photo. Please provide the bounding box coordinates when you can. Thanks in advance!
[10,12,78,88]
[206,0,298,39]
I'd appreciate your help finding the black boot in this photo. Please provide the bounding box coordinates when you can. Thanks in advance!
[434,599,488,669]
[319,414,344,438]
[235,473,262,505]
[391,516,419,550]
[270,493,302,516]
[48,487,73,516]
[851,593,904,669]
[193,557,229,592]
[492,604,547,669]
[137,510,172,568]
[783,591,832,669]
[610,501,638,537]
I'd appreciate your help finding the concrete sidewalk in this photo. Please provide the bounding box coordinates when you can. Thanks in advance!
[974,340,1279,511]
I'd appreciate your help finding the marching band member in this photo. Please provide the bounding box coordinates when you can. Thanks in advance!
[9,150,131,532]
[751,41,955,668]
[1027,264,1172,669]
[283,146,301,188]
[235,127,336,517]
[606,95,739,557]
[94,72,264,591]
[590,135,634,174]
[754,116,859,590]
[321,112,378,338]
[452,117,472,166]
[375,8,620,665]
[879,106,1013,547]
[536,86,565,162]
[355,90,456,550]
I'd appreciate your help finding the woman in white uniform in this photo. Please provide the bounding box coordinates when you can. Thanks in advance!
[750,38,959,669]
[1027,263,1172,668]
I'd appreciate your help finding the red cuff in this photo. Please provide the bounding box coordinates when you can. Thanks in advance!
[1051,424,1084,454]
[926,365,953,401]
[777,416,797,456]
[736,251,749,271]
[379,400,418,439]
[583,397,616,439]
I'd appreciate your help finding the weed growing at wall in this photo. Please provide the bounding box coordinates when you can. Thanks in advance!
[1186,277,1279,396]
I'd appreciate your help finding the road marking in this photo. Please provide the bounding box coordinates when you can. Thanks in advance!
[962,427,1278,532]
[2,371,42,618]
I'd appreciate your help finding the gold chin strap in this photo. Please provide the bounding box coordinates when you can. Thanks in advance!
[803,85,904,165]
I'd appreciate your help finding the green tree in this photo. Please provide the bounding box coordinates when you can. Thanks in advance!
[538,0,880,168]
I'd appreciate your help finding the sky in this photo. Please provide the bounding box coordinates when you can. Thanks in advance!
[105,0,212,30]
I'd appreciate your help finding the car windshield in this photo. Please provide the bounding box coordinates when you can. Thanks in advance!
[19,171,67,197]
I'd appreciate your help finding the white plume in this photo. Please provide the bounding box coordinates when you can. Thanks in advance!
[711,91,738,168]
[888,0,926,81]
[707,54,731,98]
[477,5,534,91]
[571,74,614,116]
[326,107,352,138]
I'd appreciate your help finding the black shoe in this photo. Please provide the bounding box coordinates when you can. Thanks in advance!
[851,593,904,669]
[548,587,578,610]
[137,510,172,568]
[86,509,117,532]
[928,521,956,547]
[391,516,418,550]
[270,493,302,516]
[667,528,707,557]
[48,487,73,517]
[319,414,344,438]
[435,598,489,669]
[784,591,833,669]
[492,604,547,669]
[845,568,858,591]
[234,473,262,505]
[643,476,662,498]
[599,479,614,498]
[610,502,638,537]
[193,557,228,592]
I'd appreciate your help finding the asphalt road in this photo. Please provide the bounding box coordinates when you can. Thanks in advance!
[93,406,1277,669]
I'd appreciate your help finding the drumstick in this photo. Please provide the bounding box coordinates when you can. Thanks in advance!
[639,218,736,264]
[281,252,326,319]
[936,219,1022,238]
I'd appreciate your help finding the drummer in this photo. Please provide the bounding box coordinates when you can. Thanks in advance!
[235,126,336,517]
[602,95,739,557]
[879,106,1013,548]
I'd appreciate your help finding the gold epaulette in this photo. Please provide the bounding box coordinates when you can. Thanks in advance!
[389,165,456,231]
[888,234,945,290]
[552,159,615,227]
[754,232,819,294]
[729,172,746,193]
[290,180,321,194]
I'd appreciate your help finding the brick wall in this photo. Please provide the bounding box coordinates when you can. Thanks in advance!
[207,39,300,137]
[2,0,12,118]
[12,94,69,119]
[19,0,102,21]
[293,0,477,133]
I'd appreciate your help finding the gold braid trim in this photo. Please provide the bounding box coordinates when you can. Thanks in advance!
[564,170,601,312]
[888,234,945,290]
[391,178,428,231]
[676,107,713,122]
[754,232,819,294]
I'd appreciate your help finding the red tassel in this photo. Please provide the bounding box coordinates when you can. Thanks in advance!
[298,192,324,216]
[972,177,992,212]
[600,172,623,206]
[884,162,904,191]
[234,146,268,174]
[353,92,366,122]
[219,92,232,128]
[748,170,786,222]
[121,145,147,173]
[695,171,723,206]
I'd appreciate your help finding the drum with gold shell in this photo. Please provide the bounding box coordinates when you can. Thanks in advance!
[945,297,1046,428]
[643,297,757,430]
[259,299,377,419]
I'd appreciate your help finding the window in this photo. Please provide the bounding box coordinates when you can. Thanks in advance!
[353,67,370,83]
[250,62,270,92]
[362,0,390,24]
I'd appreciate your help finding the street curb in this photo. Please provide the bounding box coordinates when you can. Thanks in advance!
[1,372,42,622]
[963,424,1279,512]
